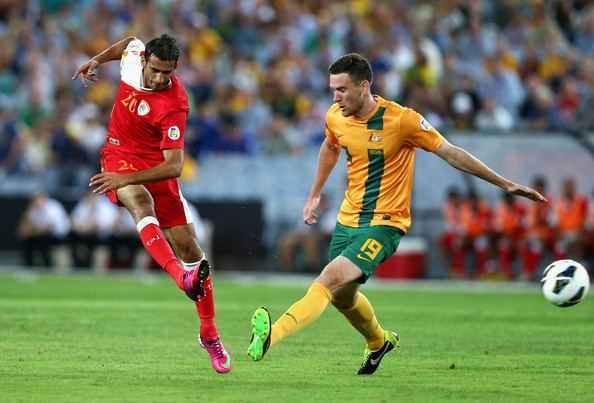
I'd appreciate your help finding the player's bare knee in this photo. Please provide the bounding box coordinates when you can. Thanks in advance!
[315,266,348,295]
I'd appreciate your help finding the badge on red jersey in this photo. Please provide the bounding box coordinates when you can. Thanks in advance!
[168,126,181,140]
[137,100,150,116]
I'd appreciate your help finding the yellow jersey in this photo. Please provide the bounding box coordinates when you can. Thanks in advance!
[325,96,444,232]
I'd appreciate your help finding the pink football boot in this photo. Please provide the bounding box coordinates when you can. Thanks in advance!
[199,336,232,373]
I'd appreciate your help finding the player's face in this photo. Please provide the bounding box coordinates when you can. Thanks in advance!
[329,73,367,117]
[142,55,176,90]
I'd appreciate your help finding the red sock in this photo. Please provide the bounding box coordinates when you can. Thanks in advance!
[196,275,218,340]
[183,259,219,340]
[137,216,183,289]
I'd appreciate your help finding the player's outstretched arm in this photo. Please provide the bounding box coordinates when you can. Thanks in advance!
[433,139,547,203]
[72,36,136,87]
[303,139,341,224]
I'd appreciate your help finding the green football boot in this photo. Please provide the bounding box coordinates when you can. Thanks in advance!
[247,307,271,361]
[357,331,400,375]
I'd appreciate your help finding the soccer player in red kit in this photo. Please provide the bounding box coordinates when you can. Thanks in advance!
[72,35,231,373]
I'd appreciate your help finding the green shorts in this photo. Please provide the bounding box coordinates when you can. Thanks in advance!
[328,222,405,283]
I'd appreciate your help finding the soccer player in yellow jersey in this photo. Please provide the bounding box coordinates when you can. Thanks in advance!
[247,53,546,374]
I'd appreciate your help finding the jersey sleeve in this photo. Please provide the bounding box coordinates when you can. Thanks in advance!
[324,109,340,148]
[120,38,144,89]
[159,110,187,150]
[400,108,444,152]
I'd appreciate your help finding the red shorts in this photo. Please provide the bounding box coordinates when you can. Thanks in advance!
[100,149,190,229]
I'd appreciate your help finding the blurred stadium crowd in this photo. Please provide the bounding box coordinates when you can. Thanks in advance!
[1,0,594,183]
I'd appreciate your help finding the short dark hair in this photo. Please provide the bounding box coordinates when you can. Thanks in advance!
[145,34,180,64]
[328,53,373,84]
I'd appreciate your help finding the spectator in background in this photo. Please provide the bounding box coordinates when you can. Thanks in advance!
[22,118,54,176]
[445,72,482,130]
[520,77,556,130]
[66,103,107,166]
[0,37,20,112]
[493,191,526,279]
[17,192,70,267]
[20,90,50,130]
[493,37,518,72]
[0,111,24,176]
[404,44,438,93]
[278,194,335,273]
[574,6,594,56]
[211,113,257,155]
[460,191,494,279]
[517,41,540,82]
[553,177,588,262]
[108,207,142,269]
[478,56,525,120]
[455,11,498,70]
[69,192,119,268]
[575,55,594,129]
[520,176,554,281]
[552,76,583,130]
[537,31,573,86]
[440,188,466,278]
[474,96,514,132]
[259,115,302,156]
[185,104,221,158]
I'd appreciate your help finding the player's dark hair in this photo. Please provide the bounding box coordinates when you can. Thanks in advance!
[328,53,373,84]
[145,34,180,64]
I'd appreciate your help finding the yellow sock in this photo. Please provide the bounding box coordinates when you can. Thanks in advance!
[338,292,385,351]
[270,282,332,347]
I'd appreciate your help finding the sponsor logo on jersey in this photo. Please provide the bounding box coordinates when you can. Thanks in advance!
[168,126,181,140]
[109,137,120,145]
[137,100,150,116]
[420,117,432,131]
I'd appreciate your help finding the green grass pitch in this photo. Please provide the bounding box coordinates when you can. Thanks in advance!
[1,272,593,402]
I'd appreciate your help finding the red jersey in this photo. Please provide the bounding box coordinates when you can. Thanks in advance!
[103,39,189,164]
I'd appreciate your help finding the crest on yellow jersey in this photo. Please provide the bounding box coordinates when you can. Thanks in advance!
[368,132,382,143]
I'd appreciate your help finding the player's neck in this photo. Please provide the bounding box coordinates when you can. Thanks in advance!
[354,94,377,119]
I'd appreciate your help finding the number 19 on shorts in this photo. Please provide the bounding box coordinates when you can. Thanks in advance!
[359,238,382,260]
